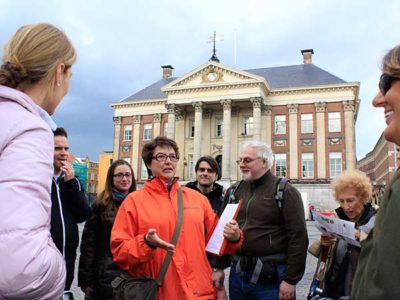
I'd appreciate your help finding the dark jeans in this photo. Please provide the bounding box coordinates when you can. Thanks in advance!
[229,262,286,300]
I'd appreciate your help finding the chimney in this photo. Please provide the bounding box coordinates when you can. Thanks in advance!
[161,65,174,79]
[301,49,314,64]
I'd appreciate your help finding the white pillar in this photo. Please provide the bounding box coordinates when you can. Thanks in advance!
[315,102,327,178]
[153,113,161,138]
[165,104,176,139]
[251,97,262,141]
[343,100,356,170]
[113,116,122,161]
[192,101,203,171]
[288,104,299,179]
[221,99,232,180]
[262,105,272,146]
[132,115,141,178]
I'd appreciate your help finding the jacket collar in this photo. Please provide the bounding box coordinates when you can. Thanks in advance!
[145,176,180,194]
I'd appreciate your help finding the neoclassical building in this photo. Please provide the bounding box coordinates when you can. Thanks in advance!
[111,49,359,210]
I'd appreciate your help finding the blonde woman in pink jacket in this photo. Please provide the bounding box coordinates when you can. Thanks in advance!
[0,23,76,299]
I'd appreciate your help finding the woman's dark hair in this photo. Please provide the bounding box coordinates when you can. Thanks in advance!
[97,159,136,207]
[195,155,220,180]
[142,136,179,177]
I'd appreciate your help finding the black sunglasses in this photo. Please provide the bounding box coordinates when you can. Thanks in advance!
[379,73,398,95]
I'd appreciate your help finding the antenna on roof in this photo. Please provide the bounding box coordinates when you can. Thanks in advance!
[208,31,223,63]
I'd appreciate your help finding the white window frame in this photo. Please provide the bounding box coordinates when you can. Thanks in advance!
[141,160,148,180]
[242,116,253,135]
[301,113,313,134]
[329,152,342,178]
[328,112,341,132]
[143,124,152,140]
[188,155,194,179]
[163,122,168,137]
[275,115,286,134]
[123,125,132,141]
[275,153,287,177]
[302,153,314,178]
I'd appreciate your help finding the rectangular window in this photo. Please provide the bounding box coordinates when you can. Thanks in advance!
[243,116,253,135]
[301,114,313,134]
[275,115,286,134]
[215,118,223,137]
[123,125,132,141]
[188,119,195,138]
[141,160,148,180]
[143,124,152,140]
[275,153,287,177]
[188,155,194,179]
[163,122,168,137]
[328,112,341,132]
[302,153,314,178]
[329,152,342,178]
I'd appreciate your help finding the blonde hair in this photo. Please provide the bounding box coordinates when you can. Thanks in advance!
[382,44,400,77]
[331,170,373,204]
[0,23,76,89]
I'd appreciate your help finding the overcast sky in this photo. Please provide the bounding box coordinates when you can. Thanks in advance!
[1,0,399,161]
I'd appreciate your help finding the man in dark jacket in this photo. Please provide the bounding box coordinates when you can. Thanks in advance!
[223,141,308,300]
[186,155,226,298]
[50,127,91,291]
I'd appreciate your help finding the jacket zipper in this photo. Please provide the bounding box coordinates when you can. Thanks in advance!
[53,177,66,258]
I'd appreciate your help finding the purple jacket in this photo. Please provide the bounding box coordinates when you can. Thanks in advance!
[0,85,65,299]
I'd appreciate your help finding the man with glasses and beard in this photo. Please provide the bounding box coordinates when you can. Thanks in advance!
[220,141,308,300]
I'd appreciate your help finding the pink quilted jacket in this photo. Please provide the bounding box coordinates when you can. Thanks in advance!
[0,85,65,299]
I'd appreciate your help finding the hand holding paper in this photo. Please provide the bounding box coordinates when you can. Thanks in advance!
[223,220,240,242]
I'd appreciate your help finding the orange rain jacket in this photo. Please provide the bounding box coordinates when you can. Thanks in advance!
[111,177,242,299]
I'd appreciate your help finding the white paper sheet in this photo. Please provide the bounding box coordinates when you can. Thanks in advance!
[312,211,361,247]
[206,203,240,255]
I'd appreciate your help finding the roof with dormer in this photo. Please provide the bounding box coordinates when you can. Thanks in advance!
[120,63,346,103]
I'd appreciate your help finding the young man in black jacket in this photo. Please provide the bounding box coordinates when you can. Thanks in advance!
[50,127,92,291]
[186,155,226,298]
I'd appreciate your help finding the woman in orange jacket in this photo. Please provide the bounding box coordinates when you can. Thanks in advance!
[111,136,242,299]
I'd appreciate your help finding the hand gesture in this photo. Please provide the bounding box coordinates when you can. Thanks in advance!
[145,228,175,252]
[61,161,75,182]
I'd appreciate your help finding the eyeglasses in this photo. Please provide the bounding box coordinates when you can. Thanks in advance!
[236,157,262,165]
[113,173,132,179]
[379,73,398,95]
[152,153,179,162]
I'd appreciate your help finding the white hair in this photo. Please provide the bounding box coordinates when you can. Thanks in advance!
[242,141,274,169]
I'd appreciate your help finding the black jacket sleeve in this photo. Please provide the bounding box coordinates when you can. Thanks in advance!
[78,207,99,288]
[60,177,92,223]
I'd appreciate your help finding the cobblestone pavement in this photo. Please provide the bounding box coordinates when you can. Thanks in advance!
[71,221,319,299]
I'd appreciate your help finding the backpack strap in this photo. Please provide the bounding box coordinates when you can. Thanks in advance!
[228,180,243,204]
[274,177,288,211]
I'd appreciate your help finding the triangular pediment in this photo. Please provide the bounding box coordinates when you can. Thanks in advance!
[161,61,270,93]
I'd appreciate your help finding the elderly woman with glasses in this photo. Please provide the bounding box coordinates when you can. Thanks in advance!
[308,170,376,300]
[78,159,136,299]
[111,136,243,300]
[351,45,400,300]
